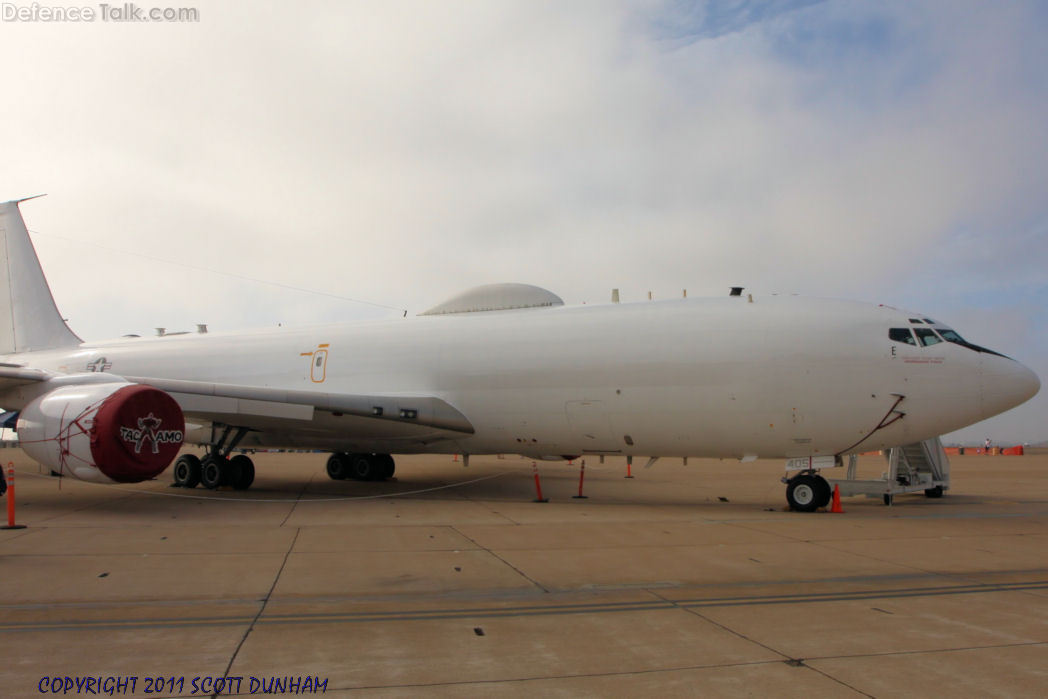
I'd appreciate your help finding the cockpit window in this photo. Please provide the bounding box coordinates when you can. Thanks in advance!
[935,328,1011,358]
[889,328,917,345]
[923,318,937,324]
[908,318,924,324]
[913,328,942,346]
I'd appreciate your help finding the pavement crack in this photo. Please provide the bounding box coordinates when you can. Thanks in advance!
[647,588,788,660]
[805,639,1048,663]
[458,486,521,524]
[214,527,300,698]
[647,589,874,698]
[279,472,316,527]
[451,526,548,592]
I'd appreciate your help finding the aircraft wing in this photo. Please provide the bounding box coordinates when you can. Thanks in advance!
[122,375,474,435]
[0,366,474,440]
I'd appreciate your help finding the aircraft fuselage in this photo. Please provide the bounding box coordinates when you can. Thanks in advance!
[2,294,1037,460]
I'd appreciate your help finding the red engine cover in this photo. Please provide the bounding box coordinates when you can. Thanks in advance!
[89,384,185,483]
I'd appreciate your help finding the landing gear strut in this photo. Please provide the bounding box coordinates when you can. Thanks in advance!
[173,425,255,491]
[326,452,395,481]
[786,471,832,512]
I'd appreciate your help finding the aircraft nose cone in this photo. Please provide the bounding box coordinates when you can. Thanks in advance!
[981,356,1040,419]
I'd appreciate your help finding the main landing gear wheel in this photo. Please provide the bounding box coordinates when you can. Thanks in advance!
[326,453,350,480]
[379,454,395,479]
[172,454,202,488]
[350,454,381,481]
[229,454,255,490]
[200,455,228,490]
[787,473,829,512]
[329,453,394,481]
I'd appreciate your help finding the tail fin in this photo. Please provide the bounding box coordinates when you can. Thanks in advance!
[0,198,81,353]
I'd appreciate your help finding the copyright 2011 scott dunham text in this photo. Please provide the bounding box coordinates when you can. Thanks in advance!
[37,675,328,695]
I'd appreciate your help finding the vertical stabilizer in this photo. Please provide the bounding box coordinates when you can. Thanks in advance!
[0,199,81,353]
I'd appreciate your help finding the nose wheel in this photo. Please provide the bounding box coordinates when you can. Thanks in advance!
[786,472,832,512]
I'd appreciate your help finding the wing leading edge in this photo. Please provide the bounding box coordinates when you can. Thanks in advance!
[122,376,474,434]
[0,366,474,435]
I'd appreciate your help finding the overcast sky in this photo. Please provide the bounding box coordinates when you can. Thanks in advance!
[1,0,1044,443]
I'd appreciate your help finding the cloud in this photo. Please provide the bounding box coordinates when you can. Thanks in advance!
[653,0,829,43]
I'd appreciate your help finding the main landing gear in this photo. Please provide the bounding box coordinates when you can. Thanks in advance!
[785,471,832,512]
[326,452,395,481]
[172,426,255,491]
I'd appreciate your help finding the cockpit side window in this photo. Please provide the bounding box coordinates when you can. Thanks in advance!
[913,328,942,346]
[935,328,1010,358]
[889,328,917,345]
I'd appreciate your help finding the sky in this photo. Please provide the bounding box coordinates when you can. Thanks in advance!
[0,0,1045,444]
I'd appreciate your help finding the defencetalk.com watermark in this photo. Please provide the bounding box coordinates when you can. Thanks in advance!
[2,2,199,22]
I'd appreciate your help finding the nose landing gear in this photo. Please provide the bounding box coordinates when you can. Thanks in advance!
[785,471,832,512]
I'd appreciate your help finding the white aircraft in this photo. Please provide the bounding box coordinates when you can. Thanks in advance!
[0,199,1039,510]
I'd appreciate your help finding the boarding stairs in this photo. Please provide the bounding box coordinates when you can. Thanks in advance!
[827,436,950,505]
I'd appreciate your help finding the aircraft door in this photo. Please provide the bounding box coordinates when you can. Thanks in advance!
[311,349,328,382]
[300,343,330,383]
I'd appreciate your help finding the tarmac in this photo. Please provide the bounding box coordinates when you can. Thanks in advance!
[2,450,1047,697]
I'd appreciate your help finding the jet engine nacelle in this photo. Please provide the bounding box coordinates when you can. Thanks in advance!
[17,382,185,483]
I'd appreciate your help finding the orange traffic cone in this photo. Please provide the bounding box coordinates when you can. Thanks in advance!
[830,484,843,513]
